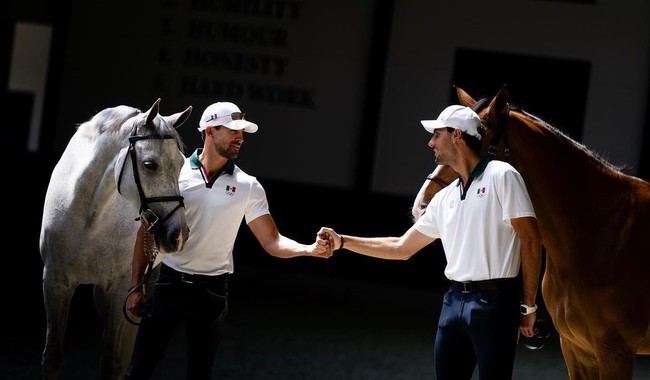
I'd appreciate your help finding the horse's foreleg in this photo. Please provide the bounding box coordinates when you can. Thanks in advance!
[41,267,76,380]
[560,336,599,380]
[560,334,635,380]
[93,284,138,380]
[594,336,635,380]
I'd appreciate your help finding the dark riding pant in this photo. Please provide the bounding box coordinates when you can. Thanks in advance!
[125,264,228,380]
[434,278,520,380]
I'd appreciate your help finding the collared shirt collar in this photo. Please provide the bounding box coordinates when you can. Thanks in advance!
[455,154,492,187]
[189,149,235,188]
[455,154,492,200]
[189,148,235,175]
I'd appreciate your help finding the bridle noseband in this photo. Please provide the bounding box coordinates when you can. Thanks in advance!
[117,123,185,234]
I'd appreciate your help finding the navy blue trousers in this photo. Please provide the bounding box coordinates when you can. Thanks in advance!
[434,283,520,380]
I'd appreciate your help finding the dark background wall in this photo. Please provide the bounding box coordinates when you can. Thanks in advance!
[4,0,650,310]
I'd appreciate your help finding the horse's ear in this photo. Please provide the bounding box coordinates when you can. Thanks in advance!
[456,86,476,107]
[146,98,162,124]
[168,106,193,129]
[485,85,510,123]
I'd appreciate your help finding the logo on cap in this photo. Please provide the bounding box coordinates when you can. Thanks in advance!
[205,114,220,123]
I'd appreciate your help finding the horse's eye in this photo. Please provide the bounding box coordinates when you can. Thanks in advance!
[143,161,158,170]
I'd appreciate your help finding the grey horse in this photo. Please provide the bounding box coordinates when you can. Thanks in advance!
[39,99,191,379]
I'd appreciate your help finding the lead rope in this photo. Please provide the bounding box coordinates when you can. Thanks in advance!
[122,230,159,325]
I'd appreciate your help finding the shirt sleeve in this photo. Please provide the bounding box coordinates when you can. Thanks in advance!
[498,167,537,221]
[244,179,270,224]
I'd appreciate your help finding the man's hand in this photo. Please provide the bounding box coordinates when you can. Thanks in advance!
[518,312,537,339]
[307,232,333,258]
[126,288,147,317]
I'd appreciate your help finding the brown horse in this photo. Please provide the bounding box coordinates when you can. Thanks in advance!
[420,85,650,379]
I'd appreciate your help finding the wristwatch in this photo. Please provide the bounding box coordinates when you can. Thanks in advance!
[520,303,538,315]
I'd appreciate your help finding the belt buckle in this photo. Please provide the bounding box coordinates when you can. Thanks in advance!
[180,273,194,284]
[461,281,472,293]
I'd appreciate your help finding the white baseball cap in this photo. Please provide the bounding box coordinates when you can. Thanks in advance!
[198,102,258,133]
[420,105,482,140]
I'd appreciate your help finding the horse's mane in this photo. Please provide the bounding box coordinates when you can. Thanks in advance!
[76,105,185,152]
[76,105,139,134]
[473,97,628,174]
[514,107,627,173]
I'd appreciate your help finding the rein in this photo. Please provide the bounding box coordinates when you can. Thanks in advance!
[123,231,158,325]
[519,319,552,351]
[116,122,185,325]
[429,176,451,188]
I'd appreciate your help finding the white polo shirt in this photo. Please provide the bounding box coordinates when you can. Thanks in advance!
[162,149,269,276]
[414,157,536,282]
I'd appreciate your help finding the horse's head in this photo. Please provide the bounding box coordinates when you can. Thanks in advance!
[456,85,514,162]
[115,98,191,253]
[412,164,459,221]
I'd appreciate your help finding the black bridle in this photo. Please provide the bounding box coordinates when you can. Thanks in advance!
[117,123,185,234]
[118,122,185,325]
[487,103,510,159]
[472,97,511,159]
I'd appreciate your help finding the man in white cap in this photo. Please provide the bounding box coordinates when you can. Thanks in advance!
[125,101,333,379]
[318,104,542,379]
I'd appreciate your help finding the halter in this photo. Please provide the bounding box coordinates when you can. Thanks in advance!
[117,123,185,234]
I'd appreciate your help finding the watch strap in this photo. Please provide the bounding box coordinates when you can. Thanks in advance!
[520,303,538,315]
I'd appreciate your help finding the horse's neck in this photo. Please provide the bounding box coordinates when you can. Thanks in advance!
[507,114,627,266]
[68,130,131,220]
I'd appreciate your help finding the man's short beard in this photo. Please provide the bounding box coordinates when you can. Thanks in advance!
[435,155,455,167]
[216,144,238,159]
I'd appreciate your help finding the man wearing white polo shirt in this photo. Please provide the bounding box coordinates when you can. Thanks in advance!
[125,101,333,379]
[318,104,542,380]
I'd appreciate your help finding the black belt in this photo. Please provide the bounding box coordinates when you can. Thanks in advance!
[160,263,229,286]
[449,278,518,293]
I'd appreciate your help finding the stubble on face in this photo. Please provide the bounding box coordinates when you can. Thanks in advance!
[433,135,457,166]
[212,137,239,160]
